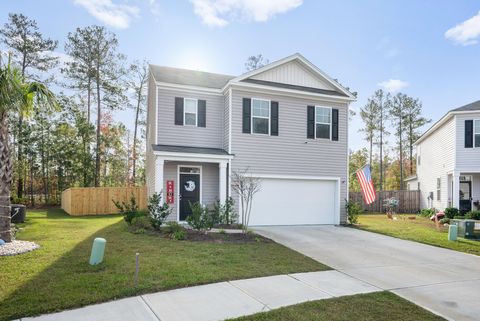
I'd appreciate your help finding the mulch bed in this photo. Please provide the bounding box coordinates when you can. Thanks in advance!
[160,229,272,244]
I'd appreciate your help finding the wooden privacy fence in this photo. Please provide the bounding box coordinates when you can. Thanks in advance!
[61,186,147,216]
[349,190,420,213]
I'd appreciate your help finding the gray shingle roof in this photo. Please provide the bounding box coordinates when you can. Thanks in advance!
[150,65,235,89]
[451,100,480,112]
[152,144,231,155]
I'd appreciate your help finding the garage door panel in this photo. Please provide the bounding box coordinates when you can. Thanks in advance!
[249,178,337,226]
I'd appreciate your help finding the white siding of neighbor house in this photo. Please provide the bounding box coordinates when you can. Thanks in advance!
[146,74,157,197]
[163,161,219,222]
[416,117,456,210]
[156,87,225,149]
[455,113,480,172]
[230,88,349,223]
[250,60,336,90]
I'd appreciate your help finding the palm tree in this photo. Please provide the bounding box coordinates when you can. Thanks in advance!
[0,53,58,242]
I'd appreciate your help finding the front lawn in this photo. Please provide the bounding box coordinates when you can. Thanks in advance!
[356,214,480,255]
[0,209,327,321]
[229,291,445,321]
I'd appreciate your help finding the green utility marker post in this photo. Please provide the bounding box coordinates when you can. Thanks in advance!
[89,237,106,265]
[448,224,457,241]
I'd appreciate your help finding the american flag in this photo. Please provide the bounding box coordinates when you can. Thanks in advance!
[356,165,376,204]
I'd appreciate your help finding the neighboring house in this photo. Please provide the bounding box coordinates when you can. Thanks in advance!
[408,101,480,213]
[145,53,355,226]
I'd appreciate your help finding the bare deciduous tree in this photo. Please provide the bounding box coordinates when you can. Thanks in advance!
[245,54,269,71]
[231,169,261,233]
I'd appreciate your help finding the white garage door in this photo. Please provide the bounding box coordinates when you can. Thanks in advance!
[248,178,338,226]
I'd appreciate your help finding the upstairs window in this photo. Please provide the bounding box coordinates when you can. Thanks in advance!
[252,98,270,134]
[315,106,331,139]
[475,120,480,147]
[184,98,198,126]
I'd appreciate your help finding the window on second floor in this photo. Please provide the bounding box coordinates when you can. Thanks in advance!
[475,120,480,147]
[252,98,270,135]
[184,98,198,126]
[315,106,331,139]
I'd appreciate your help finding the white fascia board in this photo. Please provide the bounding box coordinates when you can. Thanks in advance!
[155,81,223,95]
[226,82,355,103]
[247,173,341,181]
[153,150,234,162]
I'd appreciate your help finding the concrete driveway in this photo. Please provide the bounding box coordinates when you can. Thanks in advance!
[254,225,480,321]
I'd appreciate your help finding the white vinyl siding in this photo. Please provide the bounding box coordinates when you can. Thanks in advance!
[315,106,331,139]
[251,98,270,135]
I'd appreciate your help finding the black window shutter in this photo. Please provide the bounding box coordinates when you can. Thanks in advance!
[242,98,251,133]
[332,108,339,141]
[307,106,315,139]
[270,101,279,136]
[198,100,206,127]
[174,97,184,125]
[465,120,473,148]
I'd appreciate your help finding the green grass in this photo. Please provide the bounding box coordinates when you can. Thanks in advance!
[0,209,327,321]
[229,291,445,321]
[356,214,480,255]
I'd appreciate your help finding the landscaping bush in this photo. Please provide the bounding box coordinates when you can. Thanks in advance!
[444,207,459,219]
[453,215,465,219]
[113,195,142,225]
[465,211,480,220]
[419,208,435,218]
[162,221,183,234]
[148,192,172,230]
[212,197,237,225]
[345,199,361,224]
[186,202,219,232]
[439,217,450,225]
[171,229,186,240]
[131,216,152,230]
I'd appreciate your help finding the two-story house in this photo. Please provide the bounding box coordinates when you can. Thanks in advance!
[145,53,355,225]
[406,101,480,213]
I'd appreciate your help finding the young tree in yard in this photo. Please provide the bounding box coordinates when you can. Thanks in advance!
[232,169,261,233]
[359,98,379,168]
[404,97,430,175]
[0,13,58,199]
[390,93,408,190]
[245,54,269,71]
[65,26,126,187]
[126,60,148,185]
[0,53,58,242]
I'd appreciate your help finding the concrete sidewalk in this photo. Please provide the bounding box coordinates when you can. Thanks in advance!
[20,271,379,321]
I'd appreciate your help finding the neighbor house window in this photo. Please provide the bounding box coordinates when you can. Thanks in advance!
[475,120,480,147]
[252,98,270,134]
[436,178,441,201]
[184,98,197,126]
[315,106,331,139]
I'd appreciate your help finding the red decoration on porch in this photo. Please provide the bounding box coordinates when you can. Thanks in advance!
[166,180,174,204]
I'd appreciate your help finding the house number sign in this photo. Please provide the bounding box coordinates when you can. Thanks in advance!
[166,180,174,204]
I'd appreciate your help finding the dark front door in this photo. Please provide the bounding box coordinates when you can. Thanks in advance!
[179,174,200,221]
[459,181,472,214]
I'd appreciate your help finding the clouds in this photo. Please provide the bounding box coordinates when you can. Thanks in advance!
[74,0,140,29]
[378,79,409,93]
[190,0,303,27]
[445,11,480,46]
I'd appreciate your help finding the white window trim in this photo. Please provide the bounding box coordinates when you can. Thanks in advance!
[176,165,202,223]
[251,98,271,135]
[315,106,332,140]
[474,119,480,148]
[183,98,198,127]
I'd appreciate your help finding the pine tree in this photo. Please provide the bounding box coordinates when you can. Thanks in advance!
[403,97,430,174]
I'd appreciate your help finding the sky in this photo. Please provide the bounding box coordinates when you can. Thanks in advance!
[1,0,479,151]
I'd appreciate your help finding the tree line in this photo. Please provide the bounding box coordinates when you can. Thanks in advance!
[0,13,147,206]
[350,89,430,192]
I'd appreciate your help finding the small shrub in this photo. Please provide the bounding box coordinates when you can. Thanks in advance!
[439,217,450,225]
[186,202,215,232]
[383,197,399,215]
[465,211,480,220]
[419,208,435,218]
[444,207,459,219]
[345,199,361,224]
[163,221,183,234]
[212,197,237,225]
[148,192,172,230]
[113,195,140,225]
[218,229,226,234]
[131,216,152,230]
[132,228,146,234]
[171,229,186,240]
[453,215,465,219]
